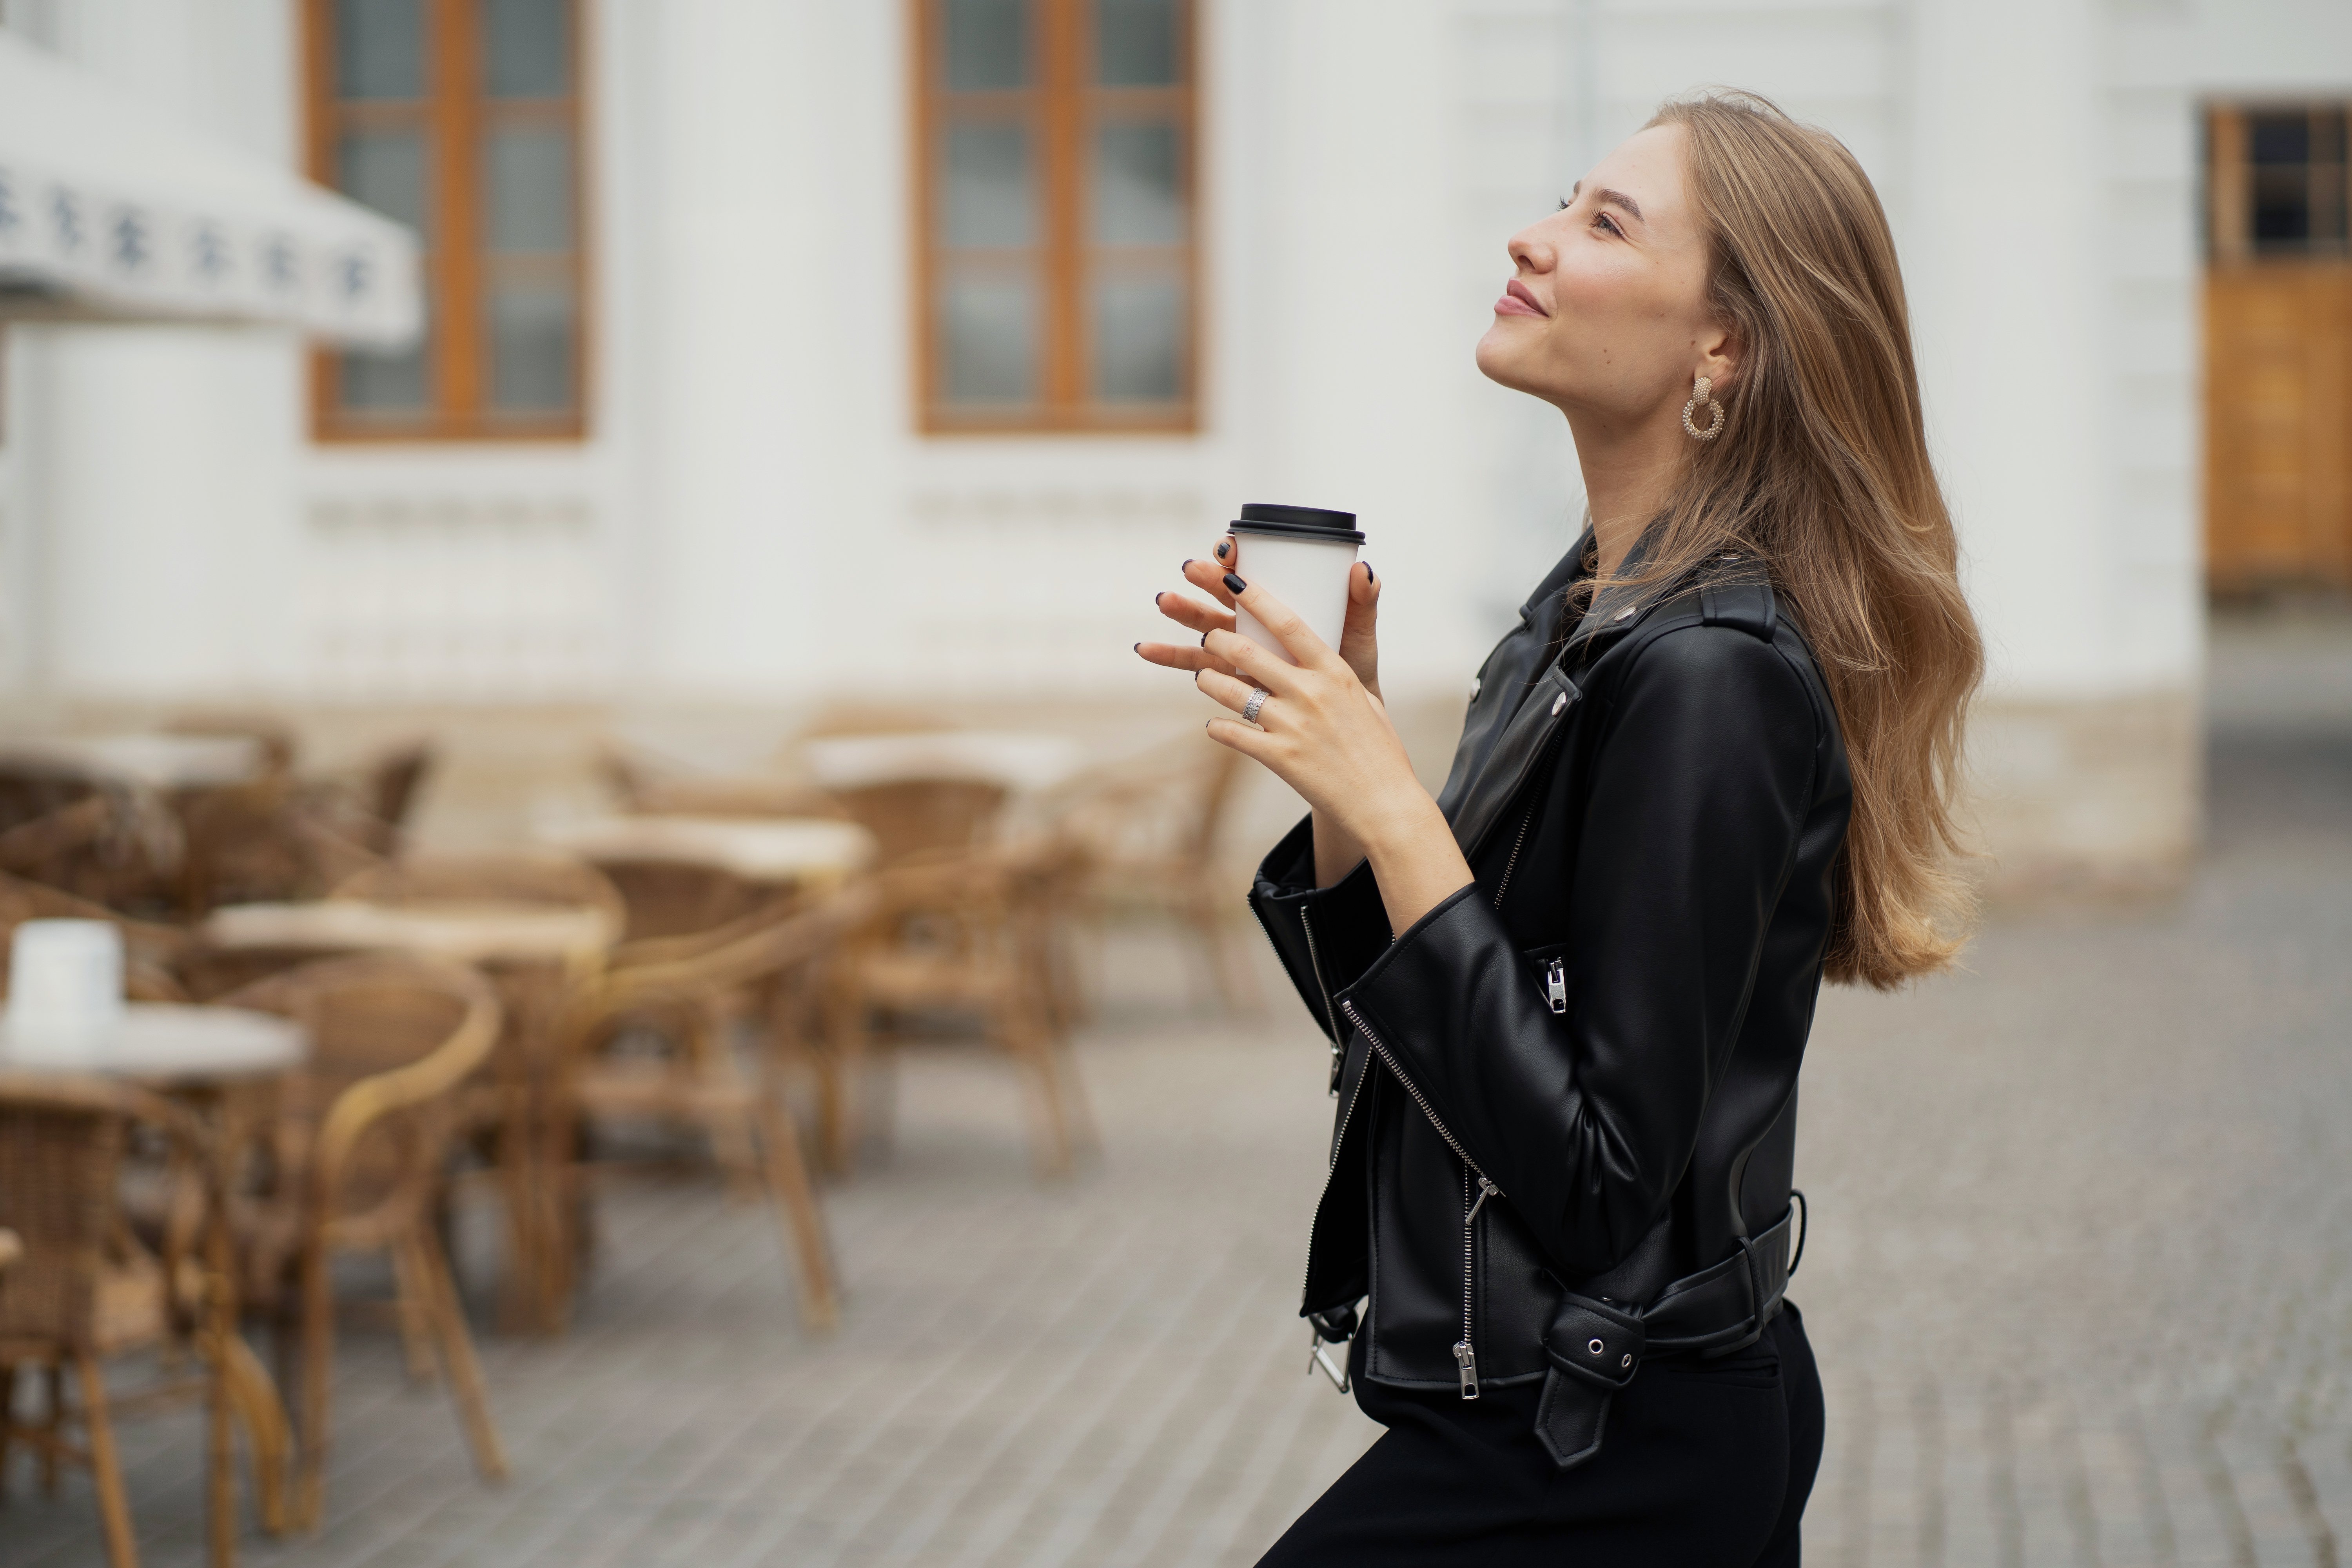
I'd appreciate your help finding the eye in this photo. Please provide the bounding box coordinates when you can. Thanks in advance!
[1593,212,1624,238]
[1556,197,1571,212]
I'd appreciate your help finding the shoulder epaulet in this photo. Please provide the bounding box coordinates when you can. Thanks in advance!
[1697,559,1777,641]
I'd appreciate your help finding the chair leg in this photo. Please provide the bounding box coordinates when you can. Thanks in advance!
[295,1245,334,1531]
[1,1359,15,1503]
[214,1332,291,1537]
[387,1239,442,1383]
[753,1091,842,1333]
[1190,886,1264,1016]
[73,1352,139,1568]
[403,1231,508,1483]
[40,1361,62,1497]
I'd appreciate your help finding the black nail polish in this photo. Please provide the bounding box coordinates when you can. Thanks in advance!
[1223,573,1247,594]
[1215,541,1229,559]
[1200,633,1209,646]
[1182,559,1195,571]
[1153,592,1163,606]
[1133,642,1142,653]
[1365,563,1375,583]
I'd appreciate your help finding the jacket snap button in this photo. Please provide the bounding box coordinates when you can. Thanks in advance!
[1612,604,1637,622]
[1471,677,1482,698]
[1551,692,1568,717]
[1621,1354,1633,1368]
[1588,1338,1604,1356]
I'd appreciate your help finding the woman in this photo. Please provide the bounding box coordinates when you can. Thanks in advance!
[1136,91,1982,1564]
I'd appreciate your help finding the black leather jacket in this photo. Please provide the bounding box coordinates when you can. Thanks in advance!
[1250,531,1852,1413]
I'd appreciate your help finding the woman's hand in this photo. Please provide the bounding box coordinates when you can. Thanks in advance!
[1143,536,1383,699]
[1134,567,1473,933]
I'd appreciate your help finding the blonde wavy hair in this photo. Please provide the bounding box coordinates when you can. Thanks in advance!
[1616,90,1983,987]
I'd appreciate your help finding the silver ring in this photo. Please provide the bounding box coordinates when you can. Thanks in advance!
[1242,687,1269,724]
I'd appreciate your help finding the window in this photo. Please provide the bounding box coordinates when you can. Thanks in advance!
[2208,105,2350,261]
[914,0,1198,433]
[305,0,586,439]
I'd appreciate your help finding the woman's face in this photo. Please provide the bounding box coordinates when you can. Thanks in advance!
[1475,123,1735,428]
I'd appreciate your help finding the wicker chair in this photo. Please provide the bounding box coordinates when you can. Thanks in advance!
[0,1073,289,1566]
[216,955,506,1529]
[1053,737,1263,1015]
[0,788,179,918]
[541,887,873,1333]
[826,779,1011,870]
[823,834,1095,1178]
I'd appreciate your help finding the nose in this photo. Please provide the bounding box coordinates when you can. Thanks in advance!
[1508,226,1553,274]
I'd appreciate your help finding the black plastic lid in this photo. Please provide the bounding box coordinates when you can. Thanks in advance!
[1229,502,1364,543]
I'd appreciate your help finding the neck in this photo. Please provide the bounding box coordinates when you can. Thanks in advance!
[1563,402,1690,578]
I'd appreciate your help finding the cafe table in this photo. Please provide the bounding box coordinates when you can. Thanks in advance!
[532,814,875,888]
[0,1003,307,1553]
[198,900,619,1333]
[0,733,265,791]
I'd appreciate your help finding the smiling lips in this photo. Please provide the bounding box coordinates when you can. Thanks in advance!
[1494,278,1548,318]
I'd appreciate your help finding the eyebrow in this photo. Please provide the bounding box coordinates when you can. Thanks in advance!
[1567,181,1645,223]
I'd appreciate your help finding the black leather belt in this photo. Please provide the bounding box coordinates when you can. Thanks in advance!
[1534,1193,1806,1468]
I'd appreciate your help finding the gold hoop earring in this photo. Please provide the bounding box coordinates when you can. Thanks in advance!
[1682,375,1725,441]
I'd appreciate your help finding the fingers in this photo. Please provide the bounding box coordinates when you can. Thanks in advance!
[1217,572,1338,670]
[1134,639,1238,678]
[1352,559,1379,606]
[1152,586,1235,637]
[1203,714,1276,764]
[1183,555,1240,608]
[1193,664,1268,717]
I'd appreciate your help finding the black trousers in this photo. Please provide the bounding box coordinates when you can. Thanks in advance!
[1258,1301,1823,1566]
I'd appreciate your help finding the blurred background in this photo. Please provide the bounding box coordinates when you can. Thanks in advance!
[0,1,2347,1564]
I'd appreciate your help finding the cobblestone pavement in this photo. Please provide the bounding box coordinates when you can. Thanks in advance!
[8,629,2351,1566]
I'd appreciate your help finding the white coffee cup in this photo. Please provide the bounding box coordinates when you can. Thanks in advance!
[1226,503,1364,667]
[4,919,126,1060]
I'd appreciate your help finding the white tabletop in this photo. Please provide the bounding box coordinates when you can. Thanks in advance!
[0,1003,306,1082]
[202,900,618,966]
[0,733,265,790]
[534,815,875,883]
[800,731,1087,793]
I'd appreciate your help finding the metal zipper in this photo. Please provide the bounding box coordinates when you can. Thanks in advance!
[1299,1036,1374,1313]
[1543,957,1566,1014]
[1490,805,1537,908]
[1343,998,1502,1400]
[1298,907,1345,1093]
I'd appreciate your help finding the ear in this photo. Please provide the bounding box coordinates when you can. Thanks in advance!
[1697,321,1741,393]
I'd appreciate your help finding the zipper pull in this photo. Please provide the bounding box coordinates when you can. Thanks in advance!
[1327,1041,1344,1096]
[1544,956,1567,1015]
[1466,1176,1499,1225]
[1453,1340,1481,1399]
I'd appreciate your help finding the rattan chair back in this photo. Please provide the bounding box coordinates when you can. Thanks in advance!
[333,851,625,933]
[828,779,1009,868]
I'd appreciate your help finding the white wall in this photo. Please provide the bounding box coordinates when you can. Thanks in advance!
[8,0,2348,733]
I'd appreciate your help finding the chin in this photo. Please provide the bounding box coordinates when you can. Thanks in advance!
[1474,327,1546,396]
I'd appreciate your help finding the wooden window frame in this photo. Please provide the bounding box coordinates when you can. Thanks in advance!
[911,0,1202,436]
[304,0,591,443]
[2207,103,2352,266]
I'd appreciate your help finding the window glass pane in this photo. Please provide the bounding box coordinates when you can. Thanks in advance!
[484,0,569,98]
[339,129,430,237]
[1092,275,1181,401]
[944,124,1034,248]
[2249,113,2310,165]
[486,280,575,410]
[945,0,1028,90]
[484,127,573,252]
[2252,167,2312,247]
[341,292,430,409]
[942,275,1037,402]
[1096,0,1176,86]
[1091,122,1181,245]
[337,0,425,99]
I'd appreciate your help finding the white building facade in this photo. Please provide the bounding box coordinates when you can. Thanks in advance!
[2,0,2348,885]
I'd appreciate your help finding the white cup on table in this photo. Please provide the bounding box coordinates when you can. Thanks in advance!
[4,919,126,1062]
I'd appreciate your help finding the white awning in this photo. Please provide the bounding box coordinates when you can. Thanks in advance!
[0,31,419,348]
